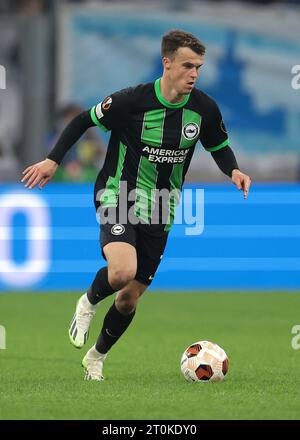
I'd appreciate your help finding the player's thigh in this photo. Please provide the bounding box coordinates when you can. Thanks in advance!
[101,221,137,276]
[135,225,169,286]
[104,241,137,275]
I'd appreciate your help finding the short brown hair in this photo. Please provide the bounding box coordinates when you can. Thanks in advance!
[161,29,206,59]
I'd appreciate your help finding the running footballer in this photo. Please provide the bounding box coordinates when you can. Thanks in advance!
[21,30,251,381]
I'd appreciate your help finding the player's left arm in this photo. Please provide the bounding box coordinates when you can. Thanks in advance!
[199,96,251,199]
[231,169,251,200]
[211,146,251,200]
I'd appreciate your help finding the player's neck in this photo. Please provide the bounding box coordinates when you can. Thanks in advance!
[160,77,186,104]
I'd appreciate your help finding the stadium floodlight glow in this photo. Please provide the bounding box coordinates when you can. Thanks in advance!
[0,65,6,90]
[0,192,51,288]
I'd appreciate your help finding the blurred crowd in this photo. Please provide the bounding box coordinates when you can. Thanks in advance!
[0,0,106,182]
[0,0,300,15]
[46,104,105,182]
[0,0,299,183]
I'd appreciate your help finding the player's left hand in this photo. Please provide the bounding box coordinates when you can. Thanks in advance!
[231,169,251,200]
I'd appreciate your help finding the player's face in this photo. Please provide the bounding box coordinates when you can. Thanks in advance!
[163,47,204,95]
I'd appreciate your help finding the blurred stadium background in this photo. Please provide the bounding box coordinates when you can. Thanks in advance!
[1,0,300,422]
[0,0,300,292]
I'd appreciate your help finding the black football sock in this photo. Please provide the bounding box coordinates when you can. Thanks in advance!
[87,267,117,305]
[95,302,136,354]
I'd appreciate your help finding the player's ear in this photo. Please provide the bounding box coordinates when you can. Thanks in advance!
[162,56,171,70]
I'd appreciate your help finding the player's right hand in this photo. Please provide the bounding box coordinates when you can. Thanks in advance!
[21,158,58,190]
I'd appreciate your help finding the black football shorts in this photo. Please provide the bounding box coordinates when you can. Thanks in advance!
[99,221,169,286]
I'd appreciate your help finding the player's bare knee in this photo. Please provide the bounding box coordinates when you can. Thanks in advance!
[115,292,138,315]
[108,268,136,290]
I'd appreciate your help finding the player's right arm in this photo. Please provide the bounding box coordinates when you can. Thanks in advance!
[21,158,58,190]
[21,110,95,190]
[21,88,133,190]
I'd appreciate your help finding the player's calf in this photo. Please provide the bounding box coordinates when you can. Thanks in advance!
[86,267,118,305]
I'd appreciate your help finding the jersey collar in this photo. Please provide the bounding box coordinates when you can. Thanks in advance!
[154,78,190,109]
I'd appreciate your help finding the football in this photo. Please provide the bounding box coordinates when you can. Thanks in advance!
[180,340,229,382]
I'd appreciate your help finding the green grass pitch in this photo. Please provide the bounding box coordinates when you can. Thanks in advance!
[0,291,300,420]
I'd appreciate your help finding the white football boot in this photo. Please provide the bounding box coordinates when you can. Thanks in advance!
[82,345,107,381]
[68,293,97,349]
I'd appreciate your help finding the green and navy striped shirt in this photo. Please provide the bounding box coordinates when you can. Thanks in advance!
[91,78,229,229]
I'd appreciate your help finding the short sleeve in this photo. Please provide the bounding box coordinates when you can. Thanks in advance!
[199,98,229,152]
[89,87,134,132]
